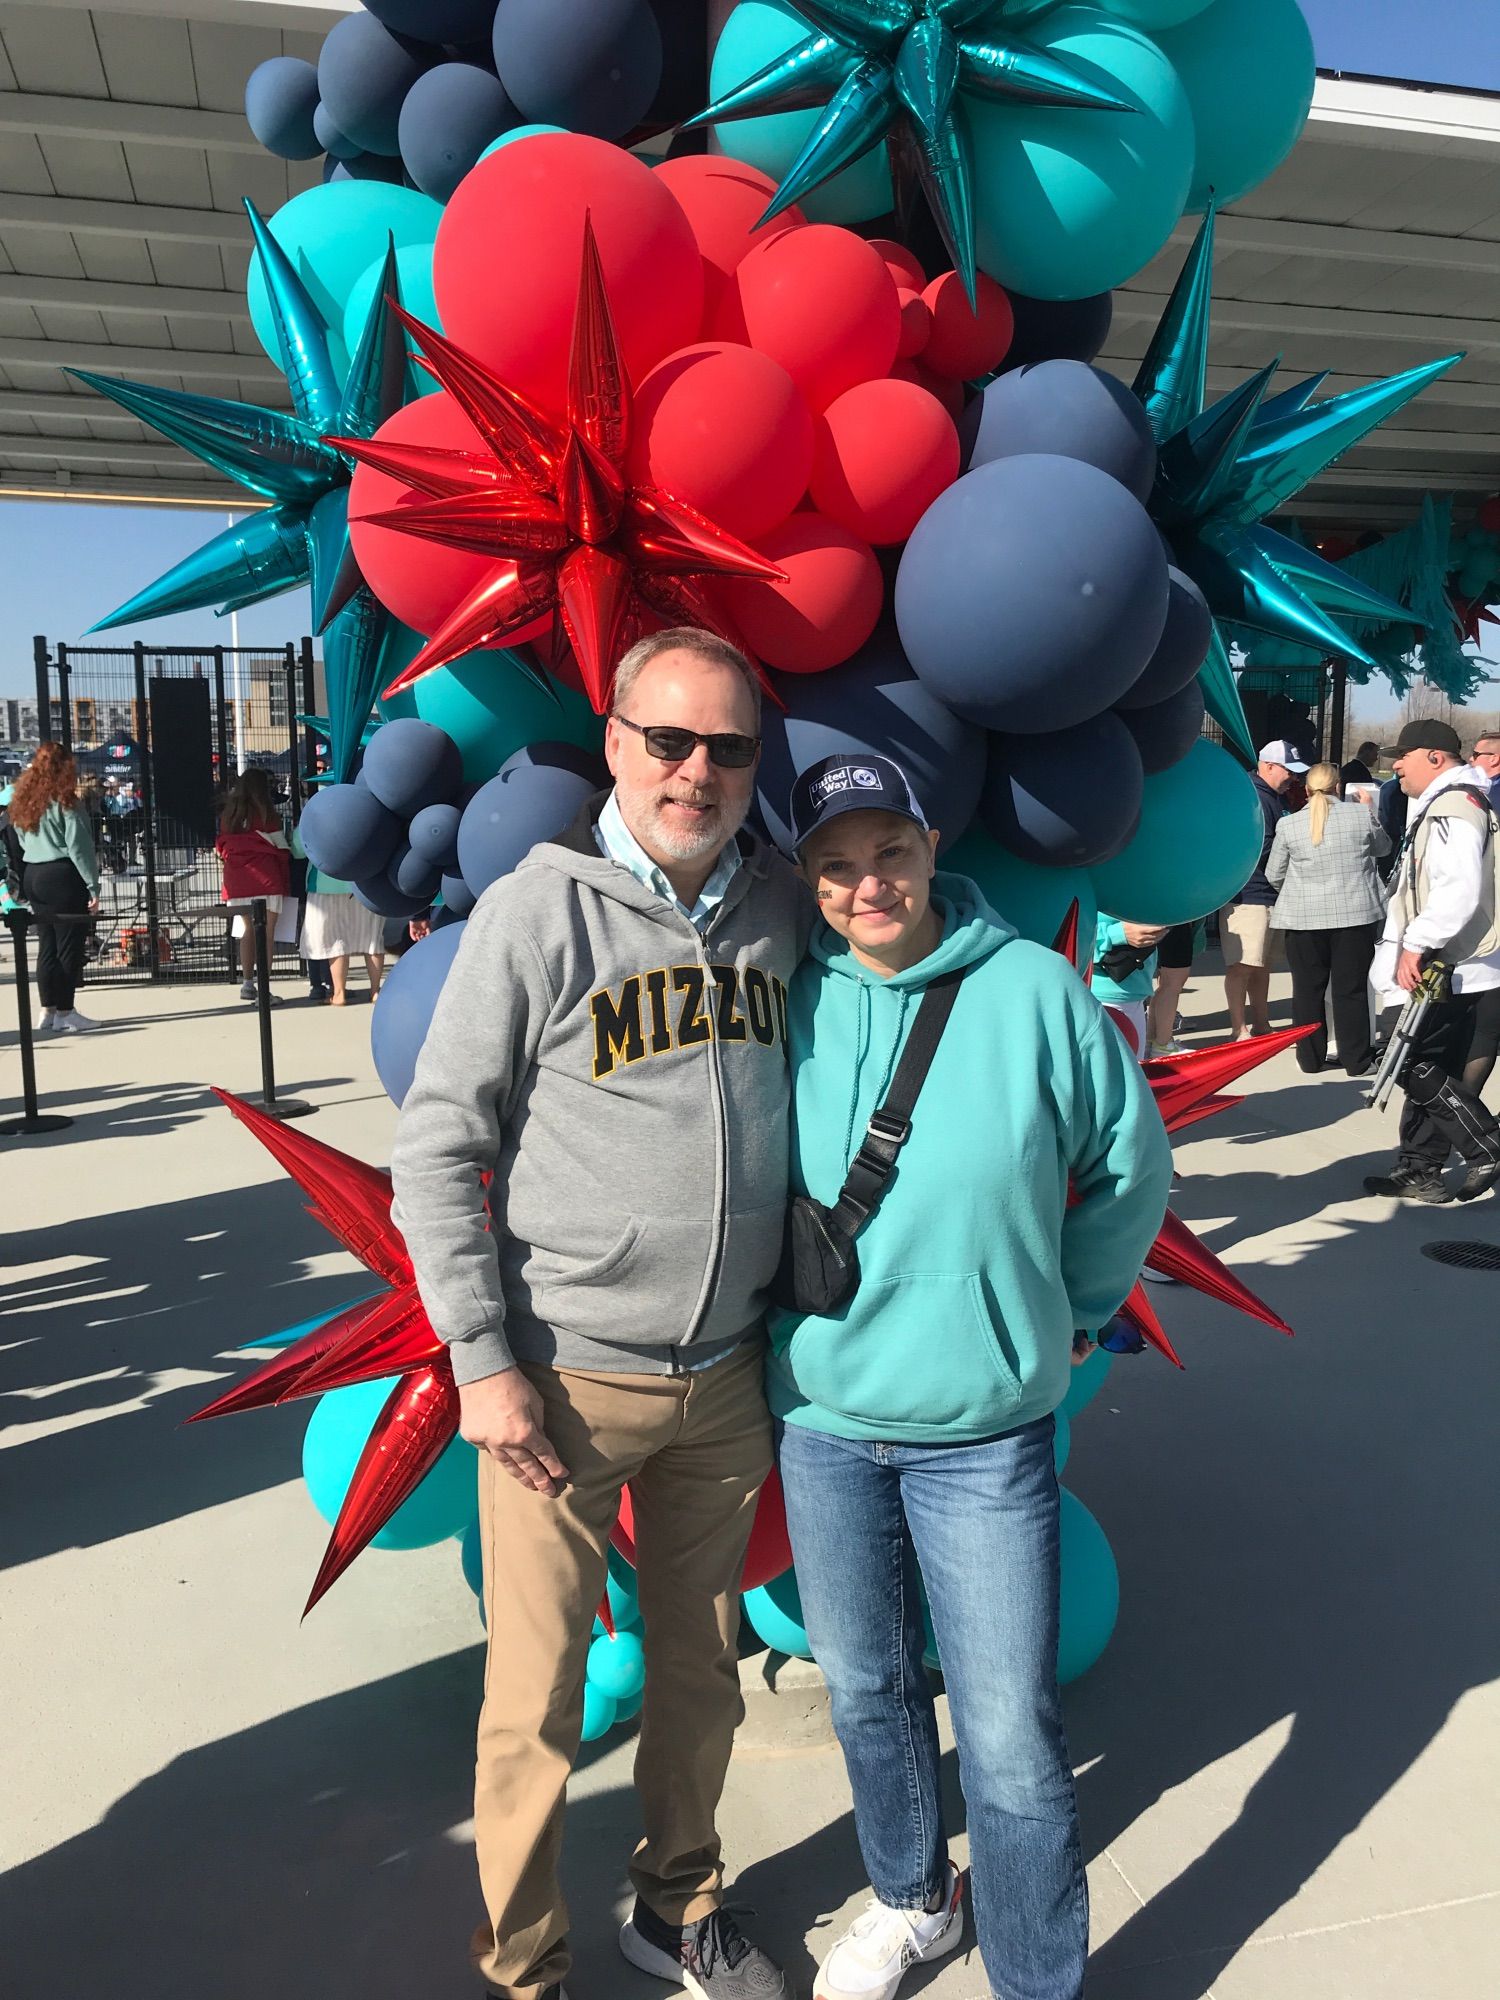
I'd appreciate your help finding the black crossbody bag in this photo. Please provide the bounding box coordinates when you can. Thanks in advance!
[771,968,966,1316]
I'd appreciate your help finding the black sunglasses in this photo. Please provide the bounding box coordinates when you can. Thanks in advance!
[611,714,760,769]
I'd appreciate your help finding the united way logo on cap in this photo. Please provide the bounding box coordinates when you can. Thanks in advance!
[810,765,855,805]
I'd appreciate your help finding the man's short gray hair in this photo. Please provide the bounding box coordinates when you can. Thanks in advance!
[613,627,762,727]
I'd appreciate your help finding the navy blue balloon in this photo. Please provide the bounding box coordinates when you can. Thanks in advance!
[300,782,402,880]
[399,63,516,201]
[966,363,1158,504]
[353,868,433,921]
[390,839,443,902]
[318,13,430,157]
[245,58,323,162]
[370,921,468,1107]
[360,718,463,818]
[313,100,363,161]
[439,870,477,917]
[1000,291,1113,371]
[363,0,498,43]
[1115,568,1212,710]
[895,456,1168,735]
[493,0,662,141]
[458,743,599,897]
[408,800,462,871]
[756,622,985,855]
[981,714,1143,870]
[326,153,406,185]
[1117,681,1207,776]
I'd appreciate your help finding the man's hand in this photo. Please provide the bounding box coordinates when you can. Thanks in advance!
[1122,922,1169,950]
[1396,947,1425,994]
[458,1369,569,1497]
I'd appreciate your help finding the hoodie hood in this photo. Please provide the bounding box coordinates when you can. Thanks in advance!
[810,870,1017,988]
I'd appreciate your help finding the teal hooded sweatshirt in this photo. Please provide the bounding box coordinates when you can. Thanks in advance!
[768,875,1174,1444]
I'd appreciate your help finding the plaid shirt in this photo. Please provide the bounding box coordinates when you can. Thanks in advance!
[1265,798,1391,930]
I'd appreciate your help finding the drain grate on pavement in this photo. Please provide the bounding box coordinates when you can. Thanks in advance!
[1420,1240,1500,1271]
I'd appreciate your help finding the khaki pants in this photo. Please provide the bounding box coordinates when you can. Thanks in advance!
[472,1339,772,1998]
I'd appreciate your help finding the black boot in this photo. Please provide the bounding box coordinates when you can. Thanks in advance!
[1363,1163,1452,1203]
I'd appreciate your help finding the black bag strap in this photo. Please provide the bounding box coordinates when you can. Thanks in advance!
[827,967,966,1238]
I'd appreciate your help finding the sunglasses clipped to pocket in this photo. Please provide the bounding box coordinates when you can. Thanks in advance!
[612,715,760,769]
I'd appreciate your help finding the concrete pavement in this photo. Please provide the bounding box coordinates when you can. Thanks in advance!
[3,951,1498,1999]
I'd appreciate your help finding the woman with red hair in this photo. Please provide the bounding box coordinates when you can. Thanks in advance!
[10,741,100,1032]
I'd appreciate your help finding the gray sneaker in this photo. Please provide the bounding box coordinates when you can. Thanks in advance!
[620,1902,784,1999]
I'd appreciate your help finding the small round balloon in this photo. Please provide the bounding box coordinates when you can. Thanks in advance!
[981,714,1144,870]
[743,1569,813,1659]
[317,12,431,157]
[965,362,1158,504]
[719,224,902,414]
[381,649,605,786]
[810,379,960,548]
[301,1374,478,1550]
[587,1628,647,1702]
[300,782,403,881]
[479,123,567,162]
[1058,1488,1120,1685]
[456,744,601,897]
[1154,0,1316,211]
[398,63,517,202]
[360,717,464,818]
[651,155,804,325]
[1060,1345,1114,1418]
[244,57,322,162]
[492,0,662,143]
[581,1681,619,1742]
[1088,737,1263,926]
[719,511,884,676]
[1117,679,1206,776]
[1115,568,1211,709]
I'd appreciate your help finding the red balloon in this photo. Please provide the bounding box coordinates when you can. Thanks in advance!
[434,132,703,416]
[652,153,803,327]
[611,1470,793,1590]
[867,236,927,291]
[716,224,902,414]
[720,510,883,674]
[630,341,813,544]
[896,288,932,360]
[811,378,959,547]
[349,394,501,638]
[889,356,965,419]
[920,270,1014,381]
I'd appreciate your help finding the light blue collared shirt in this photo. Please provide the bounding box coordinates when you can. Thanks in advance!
[594,787,741,932]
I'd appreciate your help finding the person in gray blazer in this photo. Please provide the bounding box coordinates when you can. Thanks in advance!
[1266,762,1391,1074]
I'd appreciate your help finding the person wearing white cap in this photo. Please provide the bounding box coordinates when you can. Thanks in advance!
[1219,741,1307,1039]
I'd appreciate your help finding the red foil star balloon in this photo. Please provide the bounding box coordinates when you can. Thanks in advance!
[331,215,786,713]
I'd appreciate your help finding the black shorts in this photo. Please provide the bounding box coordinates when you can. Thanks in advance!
[1158,923,1196,971]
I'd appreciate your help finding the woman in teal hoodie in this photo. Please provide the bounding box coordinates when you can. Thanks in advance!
[771,755,1172,2000]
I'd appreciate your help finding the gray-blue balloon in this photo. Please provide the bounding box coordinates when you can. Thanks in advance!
[318,13,430,158]
[755,621,986,856]
[1115,568,1212,710]
[370,921,468,1108]
[1116,681,1207,776]
[362,0,498,44]
[493,0,661,141]
[245,57,322,162]
[408,800,463,872]
[895,455,1169,735]
[399,62,516,201]
[965,362,1157,504]
[300,782,402,880]
[980,714,1144,870]
[313,99,363,161]
[457,743,600,897]
[360,718,464,819]
[997,291,1113,372]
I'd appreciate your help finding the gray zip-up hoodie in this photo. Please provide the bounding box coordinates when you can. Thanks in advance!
[389,794,811,1384]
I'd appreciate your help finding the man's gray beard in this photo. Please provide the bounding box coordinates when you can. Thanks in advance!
[620,785,748,863]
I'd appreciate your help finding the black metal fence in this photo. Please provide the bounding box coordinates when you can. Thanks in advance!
[32,634,318,986]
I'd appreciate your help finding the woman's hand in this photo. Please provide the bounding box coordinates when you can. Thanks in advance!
[87,896,100,916]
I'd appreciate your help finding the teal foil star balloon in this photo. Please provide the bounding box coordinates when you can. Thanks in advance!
[1131,205,1462,761]
[72,203,414,780]
[688,0,1131,304]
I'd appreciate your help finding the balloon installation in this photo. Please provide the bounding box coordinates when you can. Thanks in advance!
[70,0,1467,1728]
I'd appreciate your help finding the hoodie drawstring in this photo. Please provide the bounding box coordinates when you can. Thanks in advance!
[841,980,910,1174]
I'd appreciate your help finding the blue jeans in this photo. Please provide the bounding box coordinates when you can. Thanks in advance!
[777,1417,1087,2000]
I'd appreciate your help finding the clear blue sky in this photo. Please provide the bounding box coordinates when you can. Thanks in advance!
[1301,0,1500,90]
[2,502,311,700]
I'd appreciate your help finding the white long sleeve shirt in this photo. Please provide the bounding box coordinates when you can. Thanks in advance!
[1371,763,1500,1002]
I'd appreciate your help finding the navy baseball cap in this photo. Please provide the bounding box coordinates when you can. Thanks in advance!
[789,752,929,854]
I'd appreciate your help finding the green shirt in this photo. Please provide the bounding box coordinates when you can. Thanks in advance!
[18,800,98,895]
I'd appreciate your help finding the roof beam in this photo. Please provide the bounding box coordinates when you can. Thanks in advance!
[1306,74,1500,162]
[1097,355,1500,411]
[0,432,224,468]
[1111,290,1500,354]
[0,192,248,246]
[0,475,260,509]
[0,273,248,322]
[0,93,260,153]
[0,334,282,385]
[37,0,356,26]
[1174,210,1500,278]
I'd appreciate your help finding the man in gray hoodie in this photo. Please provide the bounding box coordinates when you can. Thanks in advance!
[391,629,807,2000]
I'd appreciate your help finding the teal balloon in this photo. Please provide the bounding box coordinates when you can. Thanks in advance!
[606,1549,642,1631]
[380,648,604,784]
[479,122,567,159]
[743,1569,812,1659]
[301,1373,478,1550]
[708,3,893,226]
[1154,0,1315,211]
[616,1683,643,1722]
[247,182,442,376]
[587,1628,647,1702]
[342,241,442,395]
[1057,1488,1119,1685]
[581,1682,619,1742]
[1097,0,1214,23]
[460,1517,484,1596]
[1088,739,1262,927]
[968,7,1195,300]
[239,1289,382,1351]
[941,830,1098,961]
[1060,1347,1114,1419]
[1053,1407,1072,1475]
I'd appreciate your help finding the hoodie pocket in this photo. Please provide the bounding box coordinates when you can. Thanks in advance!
[783,1272,1025,1433]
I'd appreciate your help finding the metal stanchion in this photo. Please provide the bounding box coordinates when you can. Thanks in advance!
[1,909,73,1137]
[244,896,312,1121]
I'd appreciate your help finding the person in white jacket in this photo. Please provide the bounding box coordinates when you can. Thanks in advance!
[1365,719,1500,1204]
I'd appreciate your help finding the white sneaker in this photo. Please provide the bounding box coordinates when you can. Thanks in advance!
[814,1863,964,2000]
[37,1008,58,1033]
[52,1009,101,1033]
[239,979,257,1001]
